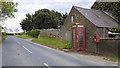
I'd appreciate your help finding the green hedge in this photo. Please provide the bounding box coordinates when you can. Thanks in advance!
[15,33,22,35]
[2,32,6,36]
[27,29,40,38]
[5,33,22,35]
[6,33,14,35]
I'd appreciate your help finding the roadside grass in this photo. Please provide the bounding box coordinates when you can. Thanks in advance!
[32,36,71,50]
[15,35,34,39]
[103,57,119,62]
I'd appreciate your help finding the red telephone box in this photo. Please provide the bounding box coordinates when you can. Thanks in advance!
[72,23,85,50]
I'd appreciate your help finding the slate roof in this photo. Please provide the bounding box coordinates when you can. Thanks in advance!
[74,6,120,28]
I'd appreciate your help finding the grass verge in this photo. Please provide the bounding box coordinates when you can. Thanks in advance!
[15,35,34,39]
[103,57,119,62]
[31,36,71,50]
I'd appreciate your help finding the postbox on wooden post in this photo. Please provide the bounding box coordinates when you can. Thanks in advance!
[72,23,85,50]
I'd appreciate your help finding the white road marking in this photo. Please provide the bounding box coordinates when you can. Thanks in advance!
[43,63,49,66]
[23,46,32,54]
[43,63,51,68]
[113,65,118,66]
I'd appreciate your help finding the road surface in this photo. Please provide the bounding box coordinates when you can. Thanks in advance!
[2,36,118,68]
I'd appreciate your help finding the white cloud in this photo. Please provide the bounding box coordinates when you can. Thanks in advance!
[4,13,26,32]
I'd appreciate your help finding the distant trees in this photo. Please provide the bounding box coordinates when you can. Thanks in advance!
[20,9,68,31]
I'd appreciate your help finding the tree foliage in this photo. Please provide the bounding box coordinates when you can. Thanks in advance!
[112,2,120,22]
[20,9,68,31]
[20,13,33,31]
[27,29,40,38]
[0,0,18,20]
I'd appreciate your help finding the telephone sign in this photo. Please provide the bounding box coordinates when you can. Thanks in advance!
[72,23,85,50]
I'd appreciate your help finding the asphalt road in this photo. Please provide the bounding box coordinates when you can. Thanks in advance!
[2,36,118,68]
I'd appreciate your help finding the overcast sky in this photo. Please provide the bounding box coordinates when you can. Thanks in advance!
[3,0,96,33]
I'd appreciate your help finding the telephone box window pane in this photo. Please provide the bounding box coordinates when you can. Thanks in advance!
[79,29,83,45]
[73,29,76,46]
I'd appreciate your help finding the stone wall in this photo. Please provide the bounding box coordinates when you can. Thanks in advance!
[40,29,60,38]
[97,38,119,58]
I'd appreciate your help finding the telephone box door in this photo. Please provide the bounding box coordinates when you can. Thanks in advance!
[78,25,85,50]
[72,24,77,50]
[72,24,85,50]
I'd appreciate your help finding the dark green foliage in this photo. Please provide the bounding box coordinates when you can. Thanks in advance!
[4,33,22,35]
[20,13,34,31]
[20,9,68,31]
[15,33,22,35]
[33,9,67,29]
[6,33,14,35]
[112,2,120,22]
[2,32,6,35]
[92,2,115,11]
[107,28,120,33]
[27,29,40,38]
[91,2,120,22]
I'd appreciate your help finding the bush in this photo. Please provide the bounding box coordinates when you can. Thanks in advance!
[15,33,22,35]
[2,32,6,36]
[27,29,40,38]
[6,33,14,35]
[65,42,72,49]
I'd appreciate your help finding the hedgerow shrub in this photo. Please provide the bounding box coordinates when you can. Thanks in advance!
[27,29,40,38]
[15,33,22,35]
[2,32,6,36]
[6,33,14,35]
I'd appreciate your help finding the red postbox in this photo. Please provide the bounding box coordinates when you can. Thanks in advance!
[94,35,100,43]
[72,23,85,50]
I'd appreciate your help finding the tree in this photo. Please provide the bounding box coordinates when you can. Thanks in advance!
[33,9,68,29]
[20,9,68,31]
[20,13,34,31]
[0,0,18,21]
[33,9,58,29]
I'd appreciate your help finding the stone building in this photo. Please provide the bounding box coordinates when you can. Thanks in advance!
[59,6,120,52]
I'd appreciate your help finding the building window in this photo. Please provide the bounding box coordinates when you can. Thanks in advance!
[71,15,75,23]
